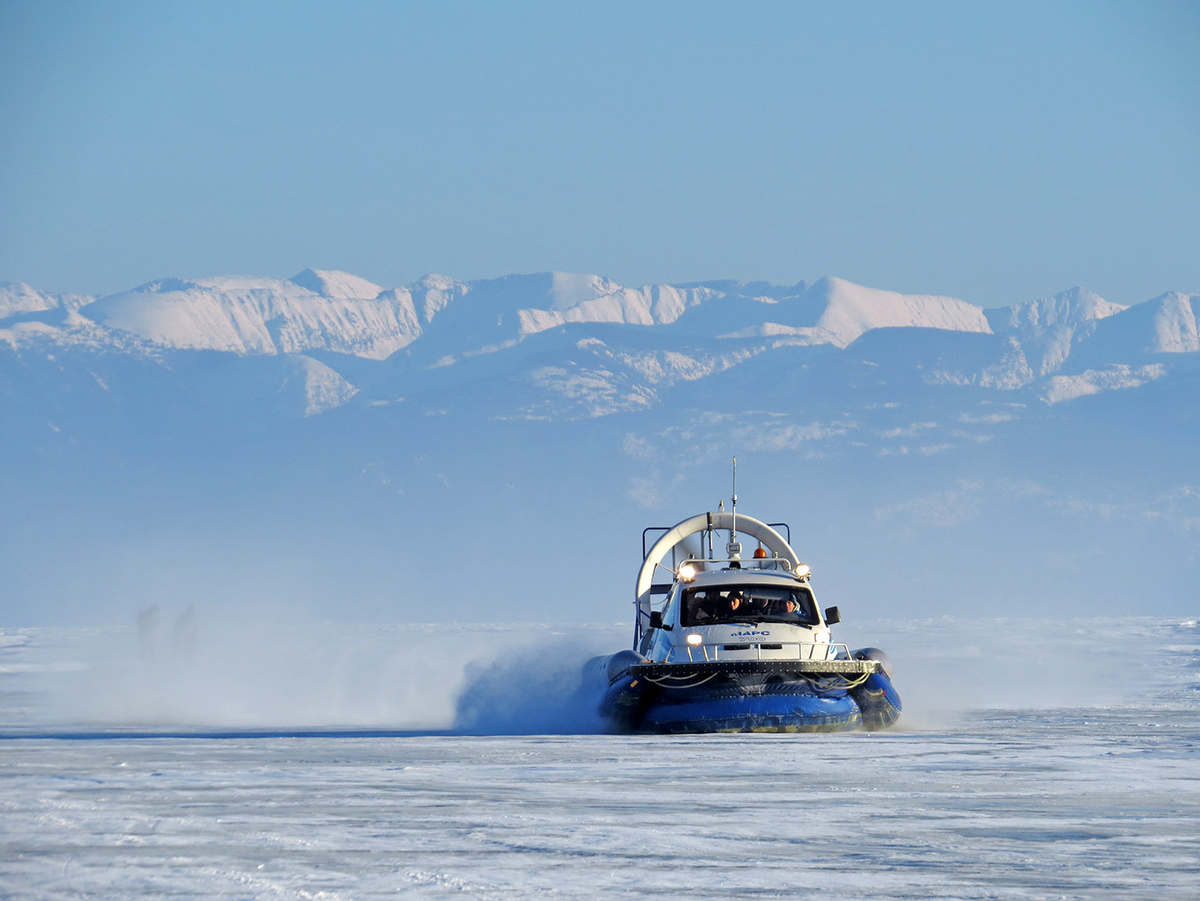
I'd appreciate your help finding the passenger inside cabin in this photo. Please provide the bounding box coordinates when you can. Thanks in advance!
[689,590,744,622]
[682,586,819,626]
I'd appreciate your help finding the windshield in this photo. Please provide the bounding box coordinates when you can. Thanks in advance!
[681,585,819,627]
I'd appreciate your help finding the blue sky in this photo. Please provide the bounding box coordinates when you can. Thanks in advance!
[1,0,1197,306]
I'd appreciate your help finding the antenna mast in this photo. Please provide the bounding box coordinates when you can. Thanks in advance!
[727,456,741,560]
[731,455,737,536]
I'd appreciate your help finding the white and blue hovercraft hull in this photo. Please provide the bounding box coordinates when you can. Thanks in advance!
[589,651,902,734]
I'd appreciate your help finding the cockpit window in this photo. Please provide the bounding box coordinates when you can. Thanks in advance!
[681,585,819,626]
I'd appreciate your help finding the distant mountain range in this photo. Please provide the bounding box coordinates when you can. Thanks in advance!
[2,269,1198,626]
[4,269,1197,419]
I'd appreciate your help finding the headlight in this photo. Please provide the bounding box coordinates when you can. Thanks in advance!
[678,562,697,581]
[685,633,703,646]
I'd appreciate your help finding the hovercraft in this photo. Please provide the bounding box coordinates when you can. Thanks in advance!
[586,499,901,734]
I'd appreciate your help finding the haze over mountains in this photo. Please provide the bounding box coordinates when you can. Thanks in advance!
[3,269,1198,627]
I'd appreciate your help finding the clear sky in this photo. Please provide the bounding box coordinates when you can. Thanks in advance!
[1,0,1197,307]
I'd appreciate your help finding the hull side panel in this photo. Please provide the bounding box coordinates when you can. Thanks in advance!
[599,670,868,734]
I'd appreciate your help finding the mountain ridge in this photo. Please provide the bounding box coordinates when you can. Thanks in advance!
[3,271,1197,423]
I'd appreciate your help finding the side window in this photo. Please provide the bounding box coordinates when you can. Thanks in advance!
[660,585,678,627]
[794,588,818,624]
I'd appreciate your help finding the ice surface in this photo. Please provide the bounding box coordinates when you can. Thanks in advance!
[1,713,1197,899]
[1,618,1197,899]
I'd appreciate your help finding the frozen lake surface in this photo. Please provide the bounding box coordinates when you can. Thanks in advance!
[2,618,1198,899]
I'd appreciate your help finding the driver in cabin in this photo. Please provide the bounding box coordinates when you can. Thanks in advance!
[690,590,749,622]
[771,597,801,616]
[726,591,746,615]
[740,593,801,617]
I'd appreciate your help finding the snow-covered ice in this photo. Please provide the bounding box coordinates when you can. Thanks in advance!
[1,618,1197,899]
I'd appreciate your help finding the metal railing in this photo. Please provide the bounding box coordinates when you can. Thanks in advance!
[665,640,847,664]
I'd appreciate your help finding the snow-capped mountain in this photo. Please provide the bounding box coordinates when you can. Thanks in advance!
[5,269,1193,419]
[2,268,1197,627]
[80,274,421,360]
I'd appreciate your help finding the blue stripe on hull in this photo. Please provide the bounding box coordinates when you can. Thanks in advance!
[638,691,863,733]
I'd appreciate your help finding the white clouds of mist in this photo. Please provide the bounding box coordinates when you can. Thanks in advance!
[6,617,1194,738]
[873,481,985,531]
[838,616,1200,729]
[51,622,462,729]
[23,618,627,733]
[452,637,615,735]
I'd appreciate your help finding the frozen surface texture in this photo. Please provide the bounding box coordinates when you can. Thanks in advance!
[1,619,1198,899]
[1,713,1198,900]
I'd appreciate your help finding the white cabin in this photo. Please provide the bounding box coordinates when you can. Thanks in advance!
[634,511,843,665]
